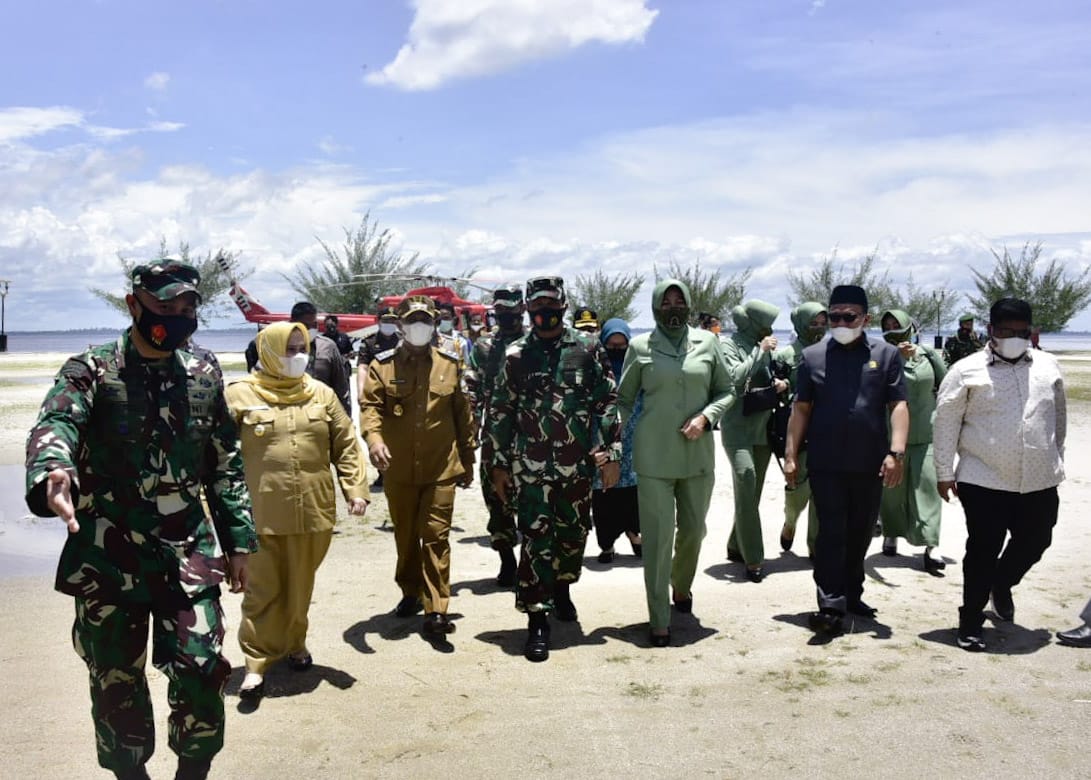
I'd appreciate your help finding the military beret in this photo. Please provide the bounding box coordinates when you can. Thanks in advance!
[132,260,202,303]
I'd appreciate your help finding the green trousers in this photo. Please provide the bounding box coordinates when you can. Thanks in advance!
[637,473,714,630]
[73,591,230,773]
[515,478,592,613]
[782,449,819,554]
[879,442,942,547]
[725,444,772,565]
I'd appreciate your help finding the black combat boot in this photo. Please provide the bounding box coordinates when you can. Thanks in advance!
[114,766,151,780]
[524,611,550,662]
[175,756,212,780]
[554,582,578,622]
[496,547,517,587]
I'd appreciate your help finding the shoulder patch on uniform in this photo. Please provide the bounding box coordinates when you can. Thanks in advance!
[435,343,461,361]
[375,346,399,363]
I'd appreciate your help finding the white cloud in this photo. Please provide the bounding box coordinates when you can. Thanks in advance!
[144,71,170,91]
[379,193,447,209]
[367,0,658,90]
[0,106,84,143]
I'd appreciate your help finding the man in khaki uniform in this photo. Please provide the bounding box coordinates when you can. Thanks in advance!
[359,295,476,637]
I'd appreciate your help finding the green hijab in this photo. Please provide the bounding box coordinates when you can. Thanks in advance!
[881,309,914,342]
[652,278,692,339]
[730,299,780,345]
[791,301,827,345]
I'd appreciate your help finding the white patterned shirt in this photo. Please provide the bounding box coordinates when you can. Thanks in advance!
[933,344,1066,493]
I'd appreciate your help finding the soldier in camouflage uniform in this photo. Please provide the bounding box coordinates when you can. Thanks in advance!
[943,312,984,365]
[24,261,256,780]
[485,276,621,663]
[465,284,526,586]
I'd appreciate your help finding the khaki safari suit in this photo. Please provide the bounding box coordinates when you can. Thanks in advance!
[360,340,475,615]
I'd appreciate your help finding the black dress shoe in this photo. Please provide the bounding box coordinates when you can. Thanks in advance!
[991,587,1015,622]
[923,549,946,576]
[238,679,265,701]
[779,526,794,552]
[745,566,764,583]
[287,652,313,671]
[673,594,693,614]
[394,596,424,618]
[847,600,877,618]
[650,629,671,648]
[1057,624,1091,647]
[597,549,615,564]
[525,615,550,662]
[957,629,986,652]
[422,612,456,635]
[808,611,845,636]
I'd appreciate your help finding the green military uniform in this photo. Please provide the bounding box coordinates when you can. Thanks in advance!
[879,310,947,549]
[943,313,984,365]
[618,279,734,631]
[720,300,781,571]
[24,262,255,778]
[467,319,525,550]
[774,302,827,556]
[485,326,621,614]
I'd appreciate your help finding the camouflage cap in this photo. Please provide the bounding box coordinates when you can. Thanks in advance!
[378,305,399,321]
[526,275,565,302]
[958,312,975,323]
[397,294,436,319]
[492,284,524,309]
[131,260,202,303]
[572,306,599,330]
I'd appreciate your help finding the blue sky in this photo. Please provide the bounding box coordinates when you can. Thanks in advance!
[1,0,1090,331]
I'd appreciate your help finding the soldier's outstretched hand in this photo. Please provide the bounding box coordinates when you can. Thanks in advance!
[491,467,513,504]
[46,469,78,533]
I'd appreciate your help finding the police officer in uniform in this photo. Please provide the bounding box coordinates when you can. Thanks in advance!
[485,276,621,662]
[25,260,256,780]
[359,296,476,637]
[465,284,526,586]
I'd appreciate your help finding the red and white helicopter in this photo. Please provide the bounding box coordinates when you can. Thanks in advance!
[218,256,494,337]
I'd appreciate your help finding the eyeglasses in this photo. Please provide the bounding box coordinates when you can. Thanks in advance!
[992,327,1032,339]
[828,312,861,324]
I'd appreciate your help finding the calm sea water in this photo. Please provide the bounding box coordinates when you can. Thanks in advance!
[3,327,1091,354]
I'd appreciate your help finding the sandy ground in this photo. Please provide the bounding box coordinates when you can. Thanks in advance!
[2,351,1090,779]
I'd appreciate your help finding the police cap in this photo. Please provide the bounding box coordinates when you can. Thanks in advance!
[397,295,436,319]
[572,306,598,330]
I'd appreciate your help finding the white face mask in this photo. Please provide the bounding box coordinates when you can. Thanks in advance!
[307,327,319,342]
[994,337,1029,360]
[403,322,434,347]
[279,353,309,378]
[438,319,454,335]
[831,326,863,345]
[379,322,397,336]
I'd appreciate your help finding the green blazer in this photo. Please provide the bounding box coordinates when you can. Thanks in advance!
[618,326,734,480]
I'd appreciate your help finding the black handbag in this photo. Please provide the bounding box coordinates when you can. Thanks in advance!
[741,378,778,416]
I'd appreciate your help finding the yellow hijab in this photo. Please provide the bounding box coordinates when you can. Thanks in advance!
[247,322,316,405]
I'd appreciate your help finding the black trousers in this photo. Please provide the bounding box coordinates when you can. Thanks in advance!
[957,482,1058,631]
[591,485,640,552]
[809,470,883,615]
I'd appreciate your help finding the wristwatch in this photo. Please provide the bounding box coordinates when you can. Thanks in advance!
[887,450,905,461]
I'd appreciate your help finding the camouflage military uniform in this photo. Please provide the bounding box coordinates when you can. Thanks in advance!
[943,330,984,365]
[467,327,525,549]
[25,329,255,775]
[484,327,621,613]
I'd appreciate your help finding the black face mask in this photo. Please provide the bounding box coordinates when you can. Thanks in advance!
[496,311,523,331]
[531,306,564,332]
[661,306,689,330]
[134,305,197,352]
